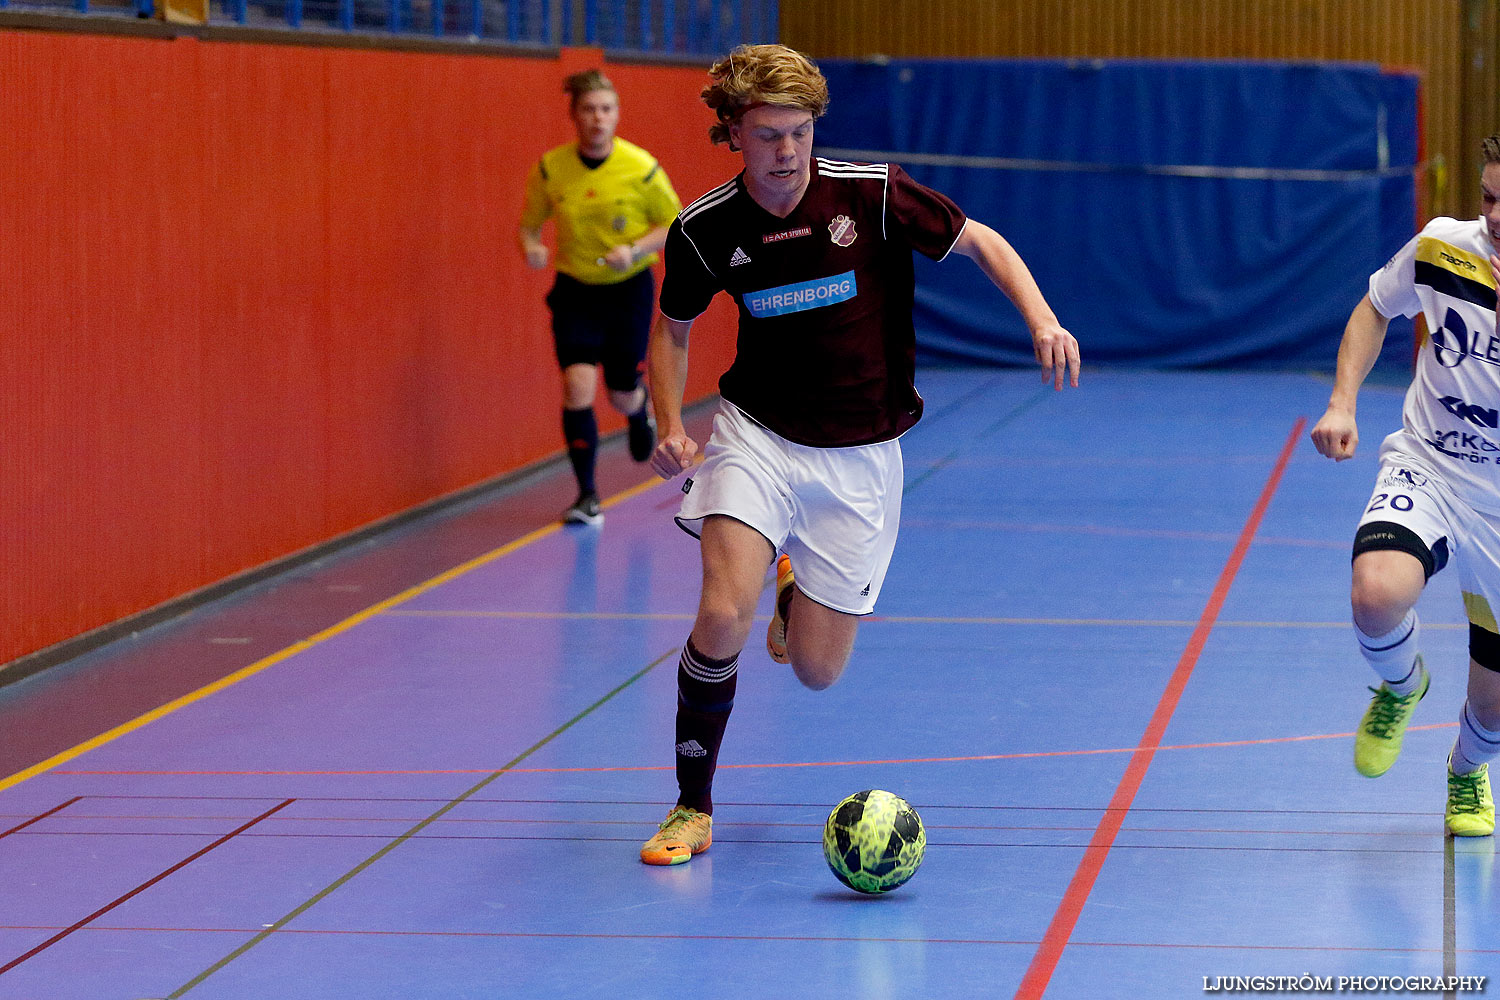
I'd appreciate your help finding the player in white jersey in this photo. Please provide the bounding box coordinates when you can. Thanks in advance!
[1310,134,1500,836]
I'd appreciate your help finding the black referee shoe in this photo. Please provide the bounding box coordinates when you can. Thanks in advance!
[562,491,603,527]
[628,407,656,463]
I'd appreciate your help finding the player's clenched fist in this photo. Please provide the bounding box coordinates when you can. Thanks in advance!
[652,434,697,479]
[1310,407,1358,461]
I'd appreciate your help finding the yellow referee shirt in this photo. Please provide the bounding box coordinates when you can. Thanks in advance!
[520,137,682,286]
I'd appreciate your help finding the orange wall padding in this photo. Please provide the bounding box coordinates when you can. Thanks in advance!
[0,33,742,666]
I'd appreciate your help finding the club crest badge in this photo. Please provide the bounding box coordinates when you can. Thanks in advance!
[828,215,857,247]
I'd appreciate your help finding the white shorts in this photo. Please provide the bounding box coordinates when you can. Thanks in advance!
[676,400,903,615]
[1357,444,1500,634]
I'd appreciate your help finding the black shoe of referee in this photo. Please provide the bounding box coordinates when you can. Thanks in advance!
[628,405,656,463]
[563,491,603,527]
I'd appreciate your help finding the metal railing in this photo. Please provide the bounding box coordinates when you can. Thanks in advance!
[0,0,777,53]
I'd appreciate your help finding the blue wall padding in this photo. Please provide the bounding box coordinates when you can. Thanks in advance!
[815,59,1421,371]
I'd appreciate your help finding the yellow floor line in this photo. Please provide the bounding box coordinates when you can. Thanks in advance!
[0,475,665,794]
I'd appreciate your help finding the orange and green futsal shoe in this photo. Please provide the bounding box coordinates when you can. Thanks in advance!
[1353,658,1429,778]
[766,553,794,665]
[640,805,712,865]
[1446,755,1495,838]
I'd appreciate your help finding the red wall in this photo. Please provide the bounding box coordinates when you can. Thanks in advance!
[0,32,740,666]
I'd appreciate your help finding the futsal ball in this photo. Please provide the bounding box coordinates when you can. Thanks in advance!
[822,789,926,894]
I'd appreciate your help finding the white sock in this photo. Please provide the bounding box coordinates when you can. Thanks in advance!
[1355,610,1423,696]
[1452,700,1500,775]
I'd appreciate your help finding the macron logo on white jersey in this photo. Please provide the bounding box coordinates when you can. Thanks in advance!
[730,247,751,267]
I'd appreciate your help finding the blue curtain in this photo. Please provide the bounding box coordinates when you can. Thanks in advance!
[815,59,1421,371]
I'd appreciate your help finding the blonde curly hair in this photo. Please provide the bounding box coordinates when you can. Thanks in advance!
[702,44,829,149]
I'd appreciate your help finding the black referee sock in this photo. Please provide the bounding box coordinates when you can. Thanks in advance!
[562,407,598,496]
[675,637,738,816]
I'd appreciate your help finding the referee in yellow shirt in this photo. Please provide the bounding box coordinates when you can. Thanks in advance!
[519,69,682,526]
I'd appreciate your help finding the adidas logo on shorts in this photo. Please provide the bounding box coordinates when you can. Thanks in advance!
[675,740,708,757]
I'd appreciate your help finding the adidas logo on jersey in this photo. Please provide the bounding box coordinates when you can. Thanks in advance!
[675,740,708,757]
[729,247,751,267]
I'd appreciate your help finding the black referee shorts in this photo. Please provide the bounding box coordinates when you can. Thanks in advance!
[546,269,655,392]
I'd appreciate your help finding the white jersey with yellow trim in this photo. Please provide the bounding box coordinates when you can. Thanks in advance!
[1369,216,1500,513]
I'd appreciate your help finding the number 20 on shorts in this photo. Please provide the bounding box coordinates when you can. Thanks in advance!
[1367,493,1416,514]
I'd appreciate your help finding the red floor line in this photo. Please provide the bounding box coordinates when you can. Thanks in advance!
[1014,416,1306,1000]
[0,832,1461,856]
[0,798,294,976]
[2,924,1494,956]
[0,797,81,839]
[898,517,1343,550]
[69,794,1448,817]
[3,814,1445,836]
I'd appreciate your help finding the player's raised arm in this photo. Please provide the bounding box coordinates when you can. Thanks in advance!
[647,313,697,479]
[951,219,1079,390]
[1310,294,1392,462]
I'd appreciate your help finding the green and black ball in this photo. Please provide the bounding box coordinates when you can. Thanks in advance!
[822,789,926,894]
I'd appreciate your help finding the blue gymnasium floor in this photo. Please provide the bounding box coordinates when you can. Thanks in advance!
[1,368,1496,999]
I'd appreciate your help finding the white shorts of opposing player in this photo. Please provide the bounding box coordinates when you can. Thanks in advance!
[676,400,902,616]
[1359,434,1500,632]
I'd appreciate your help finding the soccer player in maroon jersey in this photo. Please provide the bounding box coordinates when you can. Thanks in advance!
[639,44,1080,865]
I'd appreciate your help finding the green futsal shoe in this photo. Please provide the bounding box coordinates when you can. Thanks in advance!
[1353,658,1429,778]
[1446,756,1495,838]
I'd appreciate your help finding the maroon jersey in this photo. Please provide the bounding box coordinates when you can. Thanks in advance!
[659,159,967,447]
